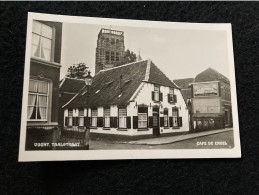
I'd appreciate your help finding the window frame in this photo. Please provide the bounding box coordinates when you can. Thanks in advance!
[91,108,98,127]
[138,107,148,129]
[78,109,84,127]
[31,21,54,62]
[104,107,111,128]
[164,109,169,127]
[68,109,73,127]
[27,79,49,122]
[154,85,160,102]
[118,107,127,129]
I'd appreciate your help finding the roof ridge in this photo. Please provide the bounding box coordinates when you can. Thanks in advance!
[98,59,148,73]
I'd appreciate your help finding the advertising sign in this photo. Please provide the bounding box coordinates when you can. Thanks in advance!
[193,82,219,97]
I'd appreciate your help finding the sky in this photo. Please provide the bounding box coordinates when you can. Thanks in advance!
[60,22,230,81]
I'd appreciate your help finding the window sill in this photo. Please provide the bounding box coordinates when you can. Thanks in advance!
[173,127,180,129]
[103,128,111,130]
[163,127,170,129]
[117,128,128,131]
[91,127,98,129]
[137,128,149,131]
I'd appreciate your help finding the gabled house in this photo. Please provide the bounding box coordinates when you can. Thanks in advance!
[62,59,189,138]
[190,68,232,130]
[59,77,85,127]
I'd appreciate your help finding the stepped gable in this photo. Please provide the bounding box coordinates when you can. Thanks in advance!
[194,68,229,83]
[64,60,178,108]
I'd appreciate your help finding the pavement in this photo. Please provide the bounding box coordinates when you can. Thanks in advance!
[120,128,233,145]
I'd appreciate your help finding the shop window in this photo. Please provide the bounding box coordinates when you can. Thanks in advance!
[138,107,148,128]
[104,108,111,128]
[31,21,53,61]
[118,107,127,128]
[91,109,98,127]
[27,79,49,121]
[79,109,84,127]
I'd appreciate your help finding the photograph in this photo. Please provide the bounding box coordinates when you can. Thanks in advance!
[19,12,241,161]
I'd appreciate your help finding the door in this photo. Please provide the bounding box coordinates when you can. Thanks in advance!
[172,108,179,127]
[152,107,160,136]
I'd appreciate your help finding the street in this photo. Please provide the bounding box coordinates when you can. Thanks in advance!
[89,131,234,150]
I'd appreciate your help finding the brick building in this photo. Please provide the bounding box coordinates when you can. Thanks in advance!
[95,28,125,74]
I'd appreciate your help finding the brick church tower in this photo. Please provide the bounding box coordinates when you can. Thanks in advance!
[95,28,125,74]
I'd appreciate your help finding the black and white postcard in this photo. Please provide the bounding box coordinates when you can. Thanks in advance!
[19,12,241,161]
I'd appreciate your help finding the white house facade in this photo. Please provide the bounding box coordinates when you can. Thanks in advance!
[63,60,189,138]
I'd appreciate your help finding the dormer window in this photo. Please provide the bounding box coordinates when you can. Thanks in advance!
[31,21,53,62]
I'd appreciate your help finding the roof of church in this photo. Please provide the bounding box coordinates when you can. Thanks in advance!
[194,68,229,83]
[59,77,85,94]
[173,78,194,89]
[63,60,178,108]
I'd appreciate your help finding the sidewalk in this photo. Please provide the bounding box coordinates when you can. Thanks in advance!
[122,128,233,145]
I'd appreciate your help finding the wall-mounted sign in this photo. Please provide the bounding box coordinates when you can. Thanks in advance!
[193,82,219,97]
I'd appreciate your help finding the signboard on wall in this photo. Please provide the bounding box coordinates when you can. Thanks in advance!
[193,82,219,97]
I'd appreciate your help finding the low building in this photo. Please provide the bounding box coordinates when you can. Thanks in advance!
[173,78,194,102]
[190,68,232,131]
[59,77,85,127]
[26,20,63,149]
[63,59,189,139]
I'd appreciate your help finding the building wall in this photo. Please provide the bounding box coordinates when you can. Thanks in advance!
[63,82,189,137]
[95,29,125,74]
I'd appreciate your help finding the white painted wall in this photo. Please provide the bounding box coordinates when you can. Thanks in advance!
[63,82,190,136]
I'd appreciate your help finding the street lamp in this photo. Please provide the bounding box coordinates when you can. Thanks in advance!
[84,71,93,149]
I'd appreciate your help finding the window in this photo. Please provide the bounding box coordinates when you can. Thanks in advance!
[68,109,73,126]
[164,109,168,127]
[116,52,119,61]
[27,79,48,121]
[105,51,110,62]
[104,108,111,128]
[154,85,160,101]
[138,107,148,128]
[111,51,115,61]
[172,108,179,127]
[91,109,97,127]
[118,108,127,128]
[31,21,53,61]
[79,109,84,127]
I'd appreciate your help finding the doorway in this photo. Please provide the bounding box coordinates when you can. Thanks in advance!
[152,107,160,136]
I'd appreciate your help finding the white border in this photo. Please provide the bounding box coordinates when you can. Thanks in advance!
[19,12,241,161]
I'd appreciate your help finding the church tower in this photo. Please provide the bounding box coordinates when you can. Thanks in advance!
[95,28,125,74]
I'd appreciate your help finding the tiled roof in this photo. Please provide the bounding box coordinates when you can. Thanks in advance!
[64,60,178,108]
[173,78,194,89]
[59,77,85,93]
[194,68,229,83]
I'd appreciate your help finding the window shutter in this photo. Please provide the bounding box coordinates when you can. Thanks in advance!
[65,117,68,126]
[148,116,153,128]
[133,116,138,129]
[160,117,164,127]
[159,92,163,101]
[169,117,173,127]
[110,117,114,128]
[97,117,103,127]
[75,117,79,126]
[127,116,131,129]
[168,94,170,103]
[84,117,87,126]
[72,117,75,126]
[174,95,177,103]
[179,117,182,127]
[152,91,154,101]
[113,117,118,128]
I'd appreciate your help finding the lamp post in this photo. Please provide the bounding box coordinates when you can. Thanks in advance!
[84,71,93,150]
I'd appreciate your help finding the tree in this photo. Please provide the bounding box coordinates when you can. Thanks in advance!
[122,49,137,65]
[66,62,89,79]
